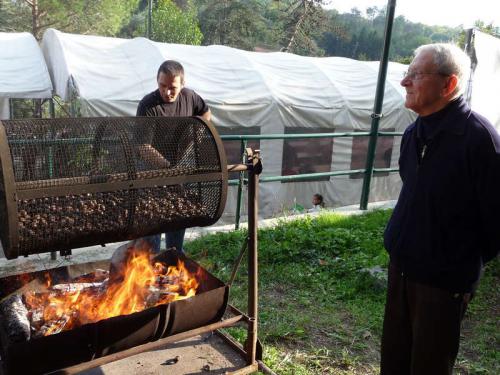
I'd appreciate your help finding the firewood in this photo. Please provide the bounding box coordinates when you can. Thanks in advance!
[145,286,176,307]
[51,282,105,294]
[0,294,31,343]
[29,307,44,331]
[37,314,71,337]
[0,278,48,305]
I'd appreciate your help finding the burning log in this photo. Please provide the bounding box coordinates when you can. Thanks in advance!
[0,294,31,343]
[37,313,72,337]
[70,268,109,283]
[51,281,106,294]
[145,285,177,307]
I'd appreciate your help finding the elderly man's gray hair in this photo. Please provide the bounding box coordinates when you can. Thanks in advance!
[415,43,471,98]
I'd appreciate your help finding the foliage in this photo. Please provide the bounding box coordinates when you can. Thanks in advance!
[0,0,140,40]
[319,8,460,62]
[0,0,31,33]
[193,2,463,59]
[276,0,329,56]
[196,0,274,51]
[186,210,499,374]
[473,20,500,36]
[2,0,495,62]
[457,20,500,49]
[195,0,330,55]
[147,0,202,45]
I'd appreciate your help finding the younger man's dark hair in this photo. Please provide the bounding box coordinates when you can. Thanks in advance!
[157,60,185,84]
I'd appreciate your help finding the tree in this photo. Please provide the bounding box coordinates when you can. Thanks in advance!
[278,0,328,56]
[149,0,202,44]
[472,20,500,36]
[0,0,140,40]
[195,0,273,50]
[0,0,31,33]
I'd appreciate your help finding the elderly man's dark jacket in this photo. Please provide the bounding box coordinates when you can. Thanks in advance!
[384,96,500,293]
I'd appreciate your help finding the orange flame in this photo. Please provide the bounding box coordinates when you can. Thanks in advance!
[24,247,200,336]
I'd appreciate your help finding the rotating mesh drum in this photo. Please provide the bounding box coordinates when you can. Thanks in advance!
[0,117,227,259]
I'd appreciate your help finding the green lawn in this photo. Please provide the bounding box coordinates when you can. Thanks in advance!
[185,210,499,374]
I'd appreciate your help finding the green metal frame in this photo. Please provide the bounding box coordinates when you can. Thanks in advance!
[359,0,397,210]
[221,131,403,229]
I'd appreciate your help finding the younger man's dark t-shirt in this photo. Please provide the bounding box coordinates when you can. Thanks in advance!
[136,88,208,117]
[135,88,209,154]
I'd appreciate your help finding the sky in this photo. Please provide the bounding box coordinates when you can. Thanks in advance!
[326,0,500,28]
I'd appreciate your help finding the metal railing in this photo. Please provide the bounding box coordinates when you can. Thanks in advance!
[221,131,403,229]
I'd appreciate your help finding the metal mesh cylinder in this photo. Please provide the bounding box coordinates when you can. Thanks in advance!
[0,117,227,259]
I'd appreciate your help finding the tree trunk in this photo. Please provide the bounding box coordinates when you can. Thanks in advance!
[283,1,309,53]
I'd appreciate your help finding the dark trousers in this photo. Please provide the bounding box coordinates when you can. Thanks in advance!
[143,229,186,254]
[380,262,471,375]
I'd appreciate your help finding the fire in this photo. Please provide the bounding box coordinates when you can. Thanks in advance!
[23,245,200,337]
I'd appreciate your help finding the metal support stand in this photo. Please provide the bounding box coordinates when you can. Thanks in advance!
[47,149,273,375]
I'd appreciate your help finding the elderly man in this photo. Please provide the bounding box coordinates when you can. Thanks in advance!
[137,60,211,254]
[381,44,500,374]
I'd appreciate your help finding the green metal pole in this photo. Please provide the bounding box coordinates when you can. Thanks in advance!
[147,0,153,39]
[48,99,55,178]
[49,98,57,260]
[235,139,247,230]
[49,98,55,118]
[8,98,14,119]
[359,0,397,210]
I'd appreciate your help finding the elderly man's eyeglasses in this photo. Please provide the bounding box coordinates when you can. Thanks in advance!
[402,71,449,81]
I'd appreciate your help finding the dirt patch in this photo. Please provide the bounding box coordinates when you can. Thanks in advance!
[78,333,247,375]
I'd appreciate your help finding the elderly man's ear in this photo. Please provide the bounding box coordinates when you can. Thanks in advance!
[442,74,458,98]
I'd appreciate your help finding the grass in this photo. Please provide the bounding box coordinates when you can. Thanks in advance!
[185,210,499,374]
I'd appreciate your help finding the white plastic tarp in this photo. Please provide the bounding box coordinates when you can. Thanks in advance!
[470,30,500,130]
[0,32,53,119]
[42,29,417,220]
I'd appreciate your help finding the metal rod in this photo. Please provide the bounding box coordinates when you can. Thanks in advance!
[15,171,224,200]
[258,360,278,375]
[215,330,248,359]
[49,98,57,261]
[226,363,259,375]
[235,139,247,229]
[228,167,399,187]
[49,314,245,375]
[360,0,397,210]
[215,331,277,375]
[147,0,153,39]
[8,98,14,119]
[228,234,248,287]
[246,151,260,365]
[464,28,476,106]
[0,124,20,258]
[227,304,250,322]
[5,131,400,146]
[261,169,366,182]
[48,98,55,118]
[227,164,249,173]
[221,132,371,140]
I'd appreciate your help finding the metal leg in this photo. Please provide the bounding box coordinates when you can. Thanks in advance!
[246,150,261,366]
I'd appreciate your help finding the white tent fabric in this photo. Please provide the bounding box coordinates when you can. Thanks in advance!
[42,28,417,220]
[0,32,53,119]
[470,30,500,130]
